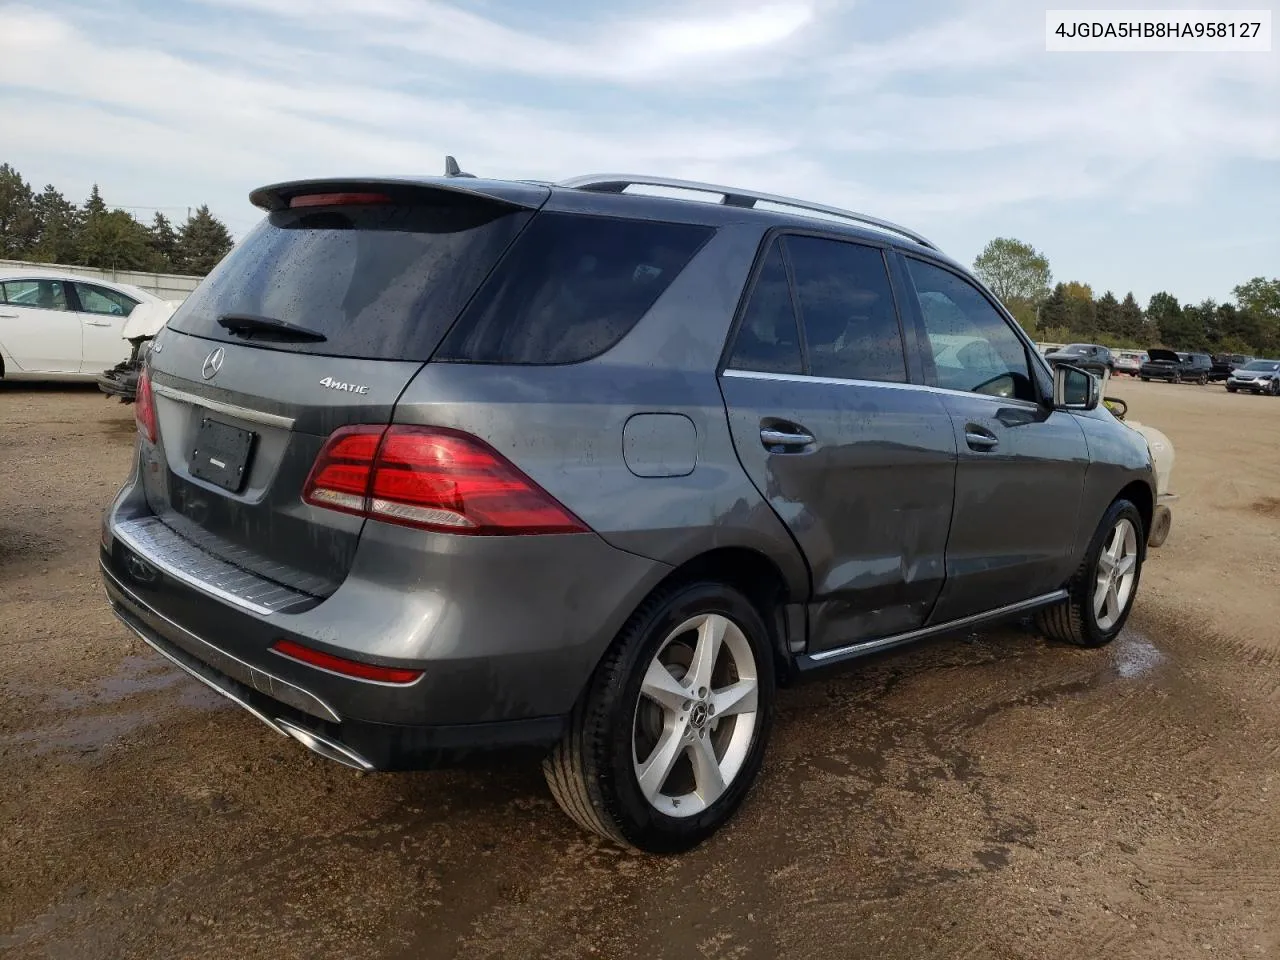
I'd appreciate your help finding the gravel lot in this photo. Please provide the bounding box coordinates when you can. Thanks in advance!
[2,377,1278,960]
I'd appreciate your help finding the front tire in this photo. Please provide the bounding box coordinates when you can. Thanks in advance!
[544,581,775,853]
[1226,386,1237,393]
[1270,380,1279,397]
[1036,499,1145,648]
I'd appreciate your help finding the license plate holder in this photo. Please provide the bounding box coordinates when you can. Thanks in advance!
[189,418,255,493]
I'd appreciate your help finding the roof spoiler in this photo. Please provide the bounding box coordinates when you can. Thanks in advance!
[249,174,547,213]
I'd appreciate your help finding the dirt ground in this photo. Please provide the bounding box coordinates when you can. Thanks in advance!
[1,377,1278,960]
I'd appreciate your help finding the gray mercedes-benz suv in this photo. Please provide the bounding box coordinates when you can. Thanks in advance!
[100,171,1156,852]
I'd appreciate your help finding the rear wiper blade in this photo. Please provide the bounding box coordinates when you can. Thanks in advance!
[217,313,327,342]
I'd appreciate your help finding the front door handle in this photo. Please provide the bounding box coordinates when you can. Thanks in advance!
[964,425,999,451]
[760,427,815,449]
[83,319,113,327]
[0,312,18,319]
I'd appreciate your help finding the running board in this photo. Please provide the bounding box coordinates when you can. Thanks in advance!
[795,591,1068,671]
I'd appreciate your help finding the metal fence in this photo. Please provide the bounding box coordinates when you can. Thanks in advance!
[0,259,202,302]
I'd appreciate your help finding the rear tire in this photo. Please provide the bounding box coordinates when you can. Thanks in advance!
[1140,376,1150,382]
[1036,499,1145,648]
[543,581,775,853]
[1198,373,1208,385]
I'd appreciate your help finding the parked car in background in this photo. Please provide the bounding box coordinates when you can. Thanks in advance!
[1210,353,1253,381]
[1037,341,1066,357]
[100,169,1157,852]
[1044,343,1114,377]
[1139,349,1212,384]
[0,270,167,382]
[1113,350,1148,377]
[98,299,181,403]
[1225,359,1280,395]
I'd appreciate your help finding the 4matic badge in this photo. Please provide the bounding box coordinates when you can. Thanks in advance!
[320,376,369,394]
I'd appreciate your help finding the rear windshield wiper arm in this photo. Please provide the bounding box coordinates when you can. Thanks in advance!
[217,313,327,342]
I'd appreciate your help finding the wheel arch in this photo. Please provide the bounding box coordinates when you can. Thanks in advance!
[1116,479,1154,540]
[628,546,801,684]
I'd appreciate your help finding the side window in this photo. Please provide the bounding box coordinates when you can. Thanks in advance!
[1,280,69,311]
[726,242,802,374]
[905,259,1035,402]
[74,283,138,316]
[439,213,713,365]
[785,236,906,383]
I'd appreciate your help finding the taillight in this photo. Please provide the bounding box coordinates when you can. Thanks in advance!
[289,192,392,208]
[135,368,157,443]
[271,639,423,684]
[302,425,588,536]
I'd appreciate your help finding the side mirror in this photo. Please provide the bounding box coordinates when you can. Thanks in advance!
[1053,363,1099,411]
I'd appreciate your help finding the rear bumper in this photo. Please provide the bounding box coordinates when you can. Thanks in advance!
[99,480,671,770]
[104,565,565,769]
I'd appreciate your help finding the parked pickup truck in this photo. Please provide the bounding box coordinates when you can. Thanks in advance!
[1139,349,1211,384]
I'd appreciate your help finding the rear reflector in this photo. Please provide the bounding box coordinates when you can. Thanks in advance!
[302,425,588,536]
[271,639,423,685]
[136,368,157,443]
[288,192,392,208]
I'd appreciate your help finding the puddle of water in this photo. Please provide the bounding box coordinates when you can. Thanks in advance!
[51,655,185,709]
[1110,628,1167,679]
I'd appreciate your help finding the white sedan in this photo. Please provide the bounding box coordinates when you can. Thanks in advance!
[0,269,166,381]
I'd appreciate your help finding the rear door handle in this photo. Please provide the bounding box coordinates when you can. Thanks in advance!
[964,425,999,451]
[0,312,18,319]
[760,427,815,449]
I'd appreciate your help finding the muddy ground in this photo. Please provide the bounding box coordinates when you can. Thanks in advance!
[1,377,1278,960]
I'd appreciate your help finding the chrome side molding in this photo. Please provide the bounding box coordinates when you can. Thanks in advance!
[801,591,1069,667]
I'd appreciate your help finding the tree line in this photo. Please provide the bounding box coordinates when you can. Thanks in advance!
[973,237,1280,357]
[0,162,235,276]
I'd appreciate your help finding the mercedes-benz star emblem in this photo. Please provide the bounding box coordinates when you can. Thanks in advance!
[201,347,225,380]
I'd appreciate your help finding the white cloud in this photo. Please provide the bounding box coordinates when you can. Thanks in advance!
[0,0,1275,300]
[194,0,816,82]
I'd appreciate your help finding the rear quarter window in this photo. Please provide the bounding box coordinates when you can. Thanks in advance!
[438,213,713,365]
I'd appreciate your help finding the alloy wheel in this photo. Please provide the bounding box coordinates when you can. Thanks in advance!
[632,613,759,818]
[1094,517,1138,631]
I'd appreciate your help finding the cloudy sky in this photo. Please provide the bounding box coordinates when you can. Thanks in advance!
[1,0,1276,304]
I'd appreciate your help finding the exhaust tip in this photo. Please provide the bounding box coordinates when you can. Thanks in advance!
[275,718,374,771]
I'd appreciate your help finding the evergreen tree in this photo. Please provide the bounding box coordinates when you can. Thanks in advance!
[148,212,180,272]
[1148,292,1198,348]
[78,208,155,270]
[1061,282,1096,336]
[0,162,38,258]
[1094,291,1120,338]
[1039,283,1071,332]
[1116,292,1145,342]
[29,185,80,264]
[83,183,108,219]
[177,204,234,275]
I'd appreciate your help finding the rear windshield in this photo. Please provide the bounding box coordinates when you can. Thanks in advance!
[167,201,533,360]
[438,212,714,364]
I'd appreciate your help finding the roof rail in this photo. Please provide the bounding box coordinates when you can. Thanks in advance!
[558,174,935,250]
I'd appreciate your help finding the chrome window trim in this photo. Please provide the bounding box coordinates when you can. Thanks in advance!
[152,383,295,430]
[722,368,1043,410]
